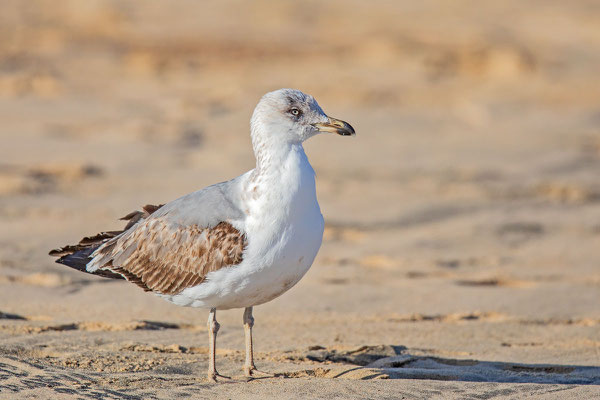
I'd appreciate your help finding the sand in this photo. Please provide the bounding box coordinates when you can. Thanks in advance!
[1,1,599,398]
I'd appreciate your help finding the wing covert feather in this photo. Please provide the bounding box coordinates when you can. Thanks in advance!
[95,218,246,295]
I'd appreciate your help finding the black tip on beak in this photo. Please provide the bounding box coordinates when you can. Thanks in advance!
[313,117,356,136]
[334,119,356,136]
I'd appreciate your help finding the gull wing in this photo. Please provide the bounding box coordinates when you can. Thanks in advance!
[50,180,248,295]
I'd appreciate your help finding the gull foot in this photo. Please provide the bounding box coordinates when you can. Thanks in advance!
[244,365,274,380]
[208,371,231,382]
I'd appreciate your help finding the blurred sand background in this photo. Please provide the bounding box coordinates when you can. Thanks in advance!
[1,0,599,398]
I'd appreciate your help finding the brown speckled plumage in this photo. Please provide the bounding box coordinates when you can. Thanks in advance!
[50,204,247,295]
[97,219,246,295]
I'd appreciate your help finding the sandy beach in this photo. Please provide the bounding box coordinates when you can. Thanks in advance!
[1,1,599,398]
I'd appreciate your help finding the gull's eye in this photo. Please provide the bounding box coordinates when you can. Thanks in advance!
[289,107,302,117]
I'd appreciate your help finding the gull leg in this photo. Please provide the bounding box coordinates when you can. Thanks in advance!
[243,306,255,376]
[207,308,229,382]
[243,307,273,378]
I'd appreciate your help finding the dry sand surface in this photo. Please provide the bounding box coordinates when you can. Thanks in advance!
[1,1,600,398]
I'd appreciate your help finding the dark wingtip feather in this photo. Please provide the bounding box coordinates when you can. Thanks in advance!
[49,203,164,280]
[79,231,121,246]
[55,246,96,271]
[49,248,66,257]
[56,247,124,280]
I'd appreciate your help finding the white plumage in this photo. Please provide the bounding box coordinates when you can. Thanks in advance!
[166,145,325,309]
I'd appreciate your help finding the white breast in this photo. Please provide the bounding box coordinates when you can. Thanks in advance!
[164,145,324,309]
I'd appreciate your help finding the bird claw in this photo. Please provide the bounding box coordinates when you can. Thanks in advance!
[244,365,274,380]
[208,371,231,382]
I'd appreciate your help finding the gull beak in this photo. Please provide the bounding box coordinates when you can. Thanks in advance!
[313,117,356,136]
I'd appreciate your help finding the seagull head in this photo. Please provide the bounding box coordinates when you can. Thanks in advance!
[251,89,355,144]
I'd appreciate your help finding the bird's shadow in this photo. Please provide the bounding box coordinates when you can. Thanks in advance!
[304,345,600,384]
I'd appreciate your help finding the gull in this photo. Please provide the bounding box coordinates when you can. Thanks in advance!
[49,88,355,381]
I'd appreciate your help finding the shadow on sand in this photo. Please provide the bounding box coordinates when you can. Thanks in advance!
[304,345,599,384]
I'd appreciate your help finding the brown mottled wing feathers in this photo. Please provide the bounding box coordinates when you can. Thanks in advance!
[50,202,246,295]
[94,220,246,295]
